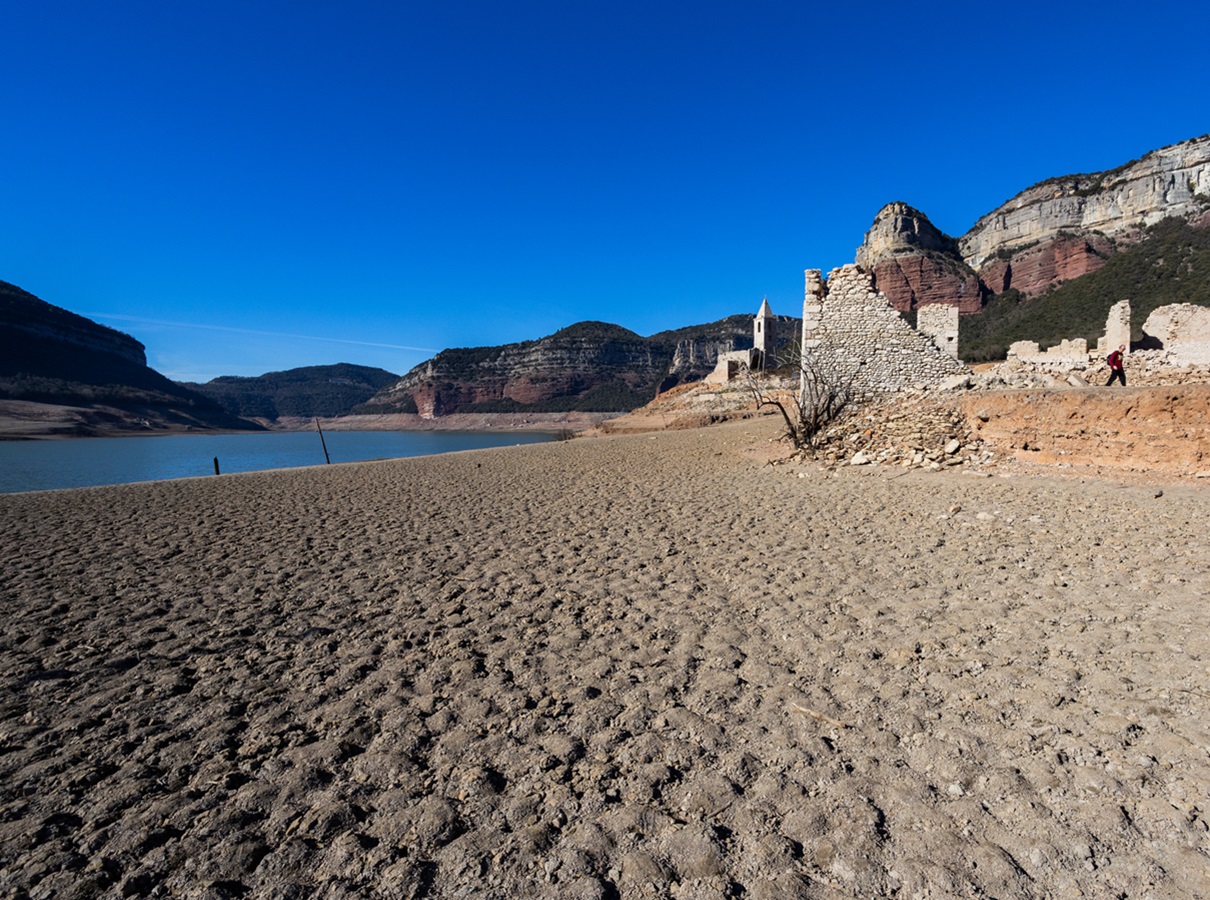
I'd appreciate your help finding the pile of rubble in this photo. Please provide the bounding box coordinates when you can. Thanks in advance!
[786,392,993,472]
[1100,351,1210,386]
[946,352,1210,392]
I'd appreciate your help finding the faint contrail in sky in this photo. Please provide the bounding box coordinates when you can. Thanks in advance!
[82,313,438,353]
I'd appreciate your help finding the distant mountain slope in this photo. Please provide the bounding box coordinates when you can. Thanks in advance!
[360,315,800,417]
[181,364,399,419]
[0,279,257,434]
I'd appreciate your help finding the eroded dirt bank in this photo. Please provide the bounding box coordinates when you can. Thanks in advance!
[960,384,1210,479]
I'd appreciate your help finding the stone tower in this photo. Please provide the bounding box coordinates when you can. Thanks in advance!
[754,297,775,369]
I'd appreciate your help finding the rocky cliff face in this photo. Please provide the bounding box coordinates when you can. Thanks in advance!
[855,202,960,267]
[1,279,147,367]
[366,324,679,417]
[854,204,984,313]
[363,316,800,417]
[976,233,1115,297]
[866,253,985,314]
[855,135,1210,306]
[960,135,1210,268]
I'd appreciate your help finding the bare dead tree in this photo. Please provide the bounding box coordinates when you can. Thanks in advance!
[743,346,858,452]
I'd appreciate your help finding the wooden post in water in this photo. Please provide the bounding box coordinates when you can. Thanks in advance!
[315,418,331,464]
[213,457,220,476]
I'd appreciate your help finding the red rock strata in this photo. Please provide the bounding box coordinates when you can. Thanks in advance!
[868,256,984,314]
[977,233,1114,297]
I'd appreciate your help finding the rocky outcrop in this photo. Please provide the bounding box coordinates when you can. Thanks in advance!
[854,203,984,313]
[960,134,1210,268]
[366,315,803,417]
[855,202,961,266]
[0,279,259,435]
[372,325,665,417]
[855,136,1210,307]
[977,232,1116,298]
[1,279,147,367]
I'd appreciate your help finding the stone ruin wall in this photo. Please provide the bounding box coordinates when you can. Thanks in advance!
[802,265,969,398]
[1006,300,1132,370]
[704,349,756,385]
[1141,304,1210,365]
[1006,337,1091,367]
[916,304,960,358]
[1100,299,1132,355]
[984,299,1210,388]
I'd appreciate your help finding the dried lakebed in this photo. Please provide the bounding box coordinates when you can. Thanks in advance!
[2,416,1208,898]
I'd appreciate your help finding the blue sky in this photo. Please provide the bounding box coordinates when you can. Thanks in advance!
[3,0,1207,382]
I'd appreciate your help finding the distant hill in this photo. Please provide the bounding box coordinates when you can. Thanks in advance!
[181,364,400,419]
[359,314,800,417]
[0,280,258,436]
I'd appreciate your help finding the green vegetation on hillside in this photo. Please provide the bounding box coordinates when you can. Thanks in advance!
[961,218,1210,361]
[549,321,644,342]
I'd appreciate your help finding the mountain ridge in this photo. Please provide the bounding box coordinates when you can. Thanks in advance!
[358,314,801,417]
[857,134,1210,311]
[6,134,1210,432]
[0,280,259,438]
[181,363,400,420]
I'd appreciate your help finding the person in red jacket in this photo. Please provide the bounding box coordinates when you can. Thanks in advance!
[1106,345,1126,386]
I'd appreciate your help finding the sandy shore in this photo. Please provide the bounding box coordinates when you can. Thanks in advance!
[2,417,1208,898]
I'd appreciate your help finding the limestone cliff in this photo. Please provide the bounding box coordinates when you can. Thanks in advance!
[856,135,1210,306]
[855,202,960,266]
[960,134,1210,268]
[854,203,984,313]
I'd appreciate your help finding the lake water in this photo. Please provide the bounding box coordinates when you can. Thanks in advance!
[0,430,559,494]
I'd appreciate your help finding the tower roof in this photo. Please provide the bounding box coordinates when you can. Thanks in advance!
[757,297,773,317]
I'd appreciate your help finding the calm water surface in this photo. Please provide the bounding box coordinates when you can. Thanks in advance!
[0,430,558,494]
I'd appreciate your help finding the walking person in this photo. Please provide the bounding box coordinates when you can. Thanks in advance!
[1106,345,1127,386]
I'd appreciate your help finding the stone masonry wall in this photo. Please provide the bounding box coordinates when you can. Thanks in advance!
[917,304,960,358]
[1141,303,1210,365]
[802,265,969,398]
[1098,299,1132,356]
[1007,338,1090,366]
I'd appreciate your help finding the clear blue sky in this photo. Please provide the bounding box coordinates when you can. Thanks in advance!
[3,0,1207,382]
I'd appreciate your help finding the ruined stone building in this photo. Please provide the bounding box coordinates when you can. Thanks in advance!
[801,265,969,397]
[1006,299,1132,367]
[705,298,781,384]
